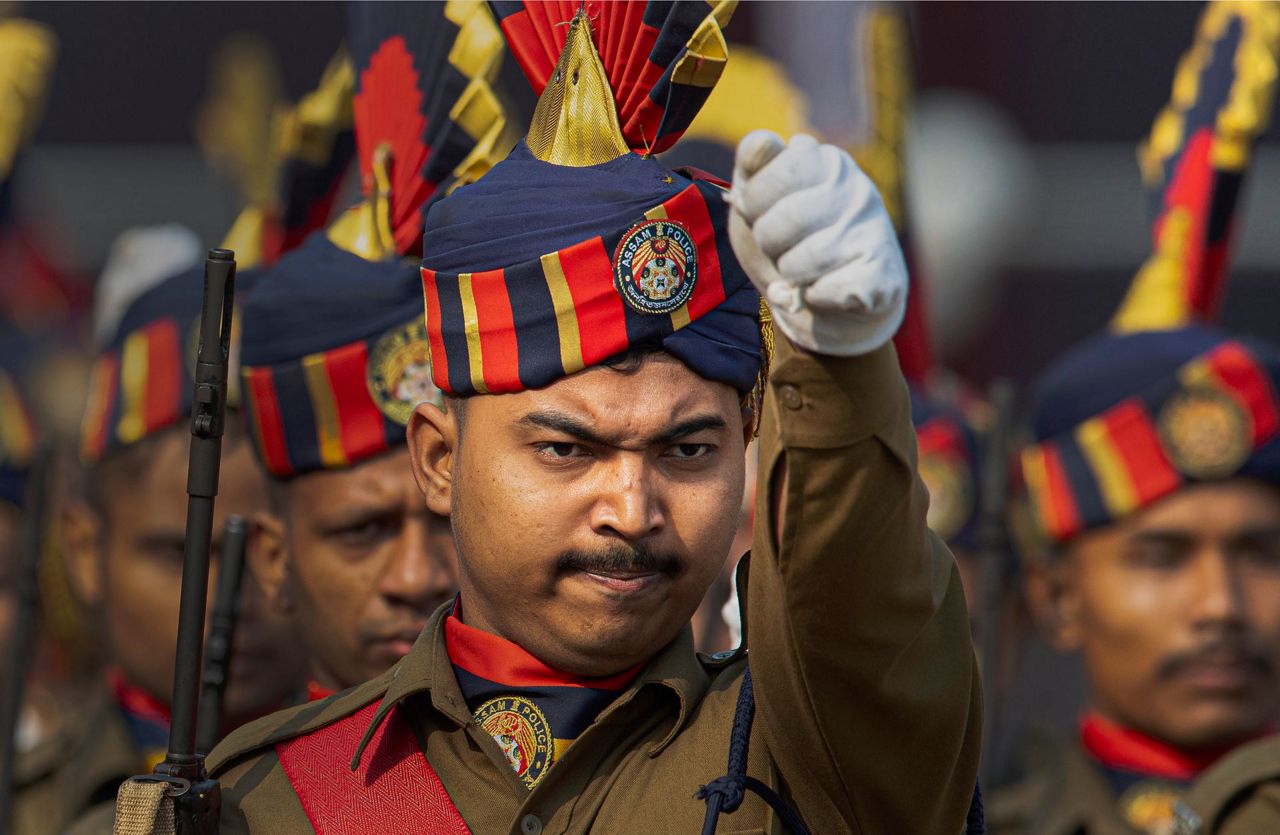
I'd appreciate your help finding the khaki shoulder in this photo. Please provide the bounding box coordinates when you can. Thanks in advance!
[12,725,70,789]
[207,671,393,776]
[1182,734,1280,832]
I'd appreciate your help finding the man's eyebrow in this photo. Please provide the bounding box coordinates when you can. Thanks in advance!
[517,410,727,447]
[1129,529,1196,545]
[1229,524,1280,546]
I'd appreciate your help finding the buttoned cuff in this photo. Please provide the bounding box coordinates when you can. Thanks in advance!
[766,327,909,449]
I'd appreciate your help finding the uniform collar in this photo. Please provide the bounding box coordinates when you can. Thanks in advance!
[351,602,711,770]
[1037,740,1139,835]
[1081,711,1232,782]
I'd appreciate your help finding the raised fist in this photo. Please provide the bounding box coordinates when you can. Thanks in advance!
[728,130,908,357]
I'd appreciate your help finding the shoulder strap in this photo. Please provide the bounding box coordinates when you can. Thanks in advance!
[276,701,470,835]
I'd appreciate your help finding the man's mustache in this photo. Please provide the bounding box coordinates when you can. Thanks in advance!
[555,542,684,578]
[1156,636,1276,681]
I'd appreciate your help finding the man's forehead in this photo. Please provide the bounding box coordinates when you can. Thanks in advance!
[506,360,734,426]
[1127,480,1280,532]
[287,447,414,507]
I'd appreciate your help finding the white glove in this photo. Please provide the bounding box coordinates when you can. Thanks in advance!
[727,131,908,357]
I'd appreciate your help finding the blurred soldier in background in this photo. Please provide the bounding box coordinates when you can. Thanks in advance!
[238,0,509,696]
[14,229,304,834]
[10,32,361,833]
[992,3,1280,833]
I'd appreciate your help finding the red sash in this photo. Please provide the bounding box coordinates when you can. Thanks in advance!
[276,701,470,834]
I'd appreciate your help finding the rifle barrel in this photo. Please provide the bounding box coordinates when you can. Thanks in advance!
[160,249,236,778]
[196,515,248,755]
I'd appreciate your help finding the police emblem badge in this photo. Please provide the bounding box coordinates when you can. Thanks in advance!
[473,695,555,788]
[613,219,698,315]
[367,320,442,426]
[919,452,974,542]
[1118,779,1183,835]
[1158,386,1252,480]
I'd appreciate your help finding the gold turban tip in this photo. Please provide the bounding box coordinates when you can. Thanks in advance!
[526,9,630,167]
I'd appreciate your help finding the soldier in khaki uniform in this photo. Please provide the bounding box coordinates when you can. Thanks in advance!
[12,39,362,832]
[207,3,981,833]
[10,227,305,835]
[989,4,1280,834]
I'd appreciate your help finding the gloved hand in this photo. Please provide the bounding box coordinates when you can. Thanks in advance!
[727,130,908,357]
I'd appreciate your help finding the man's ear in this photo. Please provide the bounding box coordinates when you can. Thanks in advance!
[248,512,293,615]
[1023,552,1084,653]
[407,401,456,517]
[62,496,104,609]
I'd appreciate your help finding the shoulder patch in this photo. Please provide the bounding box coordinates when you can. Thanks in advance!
[207,673,393,775]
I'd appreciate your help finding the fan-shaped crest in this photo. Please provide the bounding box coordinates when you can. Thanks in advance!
[491,0,735,155]
[347,0,507,258]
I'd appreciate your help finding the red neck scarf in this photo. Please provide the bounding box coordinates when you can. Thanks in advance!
[444,602,646,790]
[444,613,643,690]
[108,667,171,725]
[1081,711,1262,781]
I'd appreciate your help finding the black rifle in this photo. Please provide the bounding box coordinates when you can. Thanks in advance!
[0,446,52,831]
[120,249,236,834]
[976,379,1017,791]
[195,515,248,756]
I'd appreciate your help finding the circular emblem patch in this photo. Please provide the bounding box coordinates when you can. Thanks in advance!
[1118,779,1183,835]
[1158,387,1252,480]
[366,320,441,426]
[612,219,698,315]
[473,696,554,789]
[919,452,975,542]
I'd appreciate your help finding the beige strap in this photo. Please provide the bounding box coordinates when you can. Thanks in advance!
[112,778,176,835]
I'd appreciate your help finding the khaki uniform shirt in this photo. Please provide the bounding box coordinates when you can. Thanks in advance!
[1180,735,1280,835]
[987,735,1280,835]
[11,683,144,835]
[208,337,983,834]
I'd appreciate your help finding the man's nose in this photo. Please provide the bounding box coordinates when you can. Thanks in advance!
[376,515,454,609]
[1190,548,1248,630]
[590,456,665,540]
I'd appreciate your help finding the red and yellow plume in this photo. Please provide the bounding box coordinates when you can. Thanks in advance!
[267,47,357,262]
[679,46,811,154]
[0,17,56,186]
[491,0,735,164]
[329,0,507,260]
[849,5,931,385]
[1112,0,1280,333]
[195,37,356,269]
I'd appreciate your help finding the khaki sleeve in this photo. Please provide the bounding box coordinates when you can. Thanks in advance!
[748,331,982,833]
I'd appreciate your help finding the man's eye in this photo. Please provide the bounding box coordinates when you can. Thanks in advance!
[331,517,397,548]
[1127,545,1188,571]
[536,442,584,459]
[1238,538,1280,569]
[667,443,712,459]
